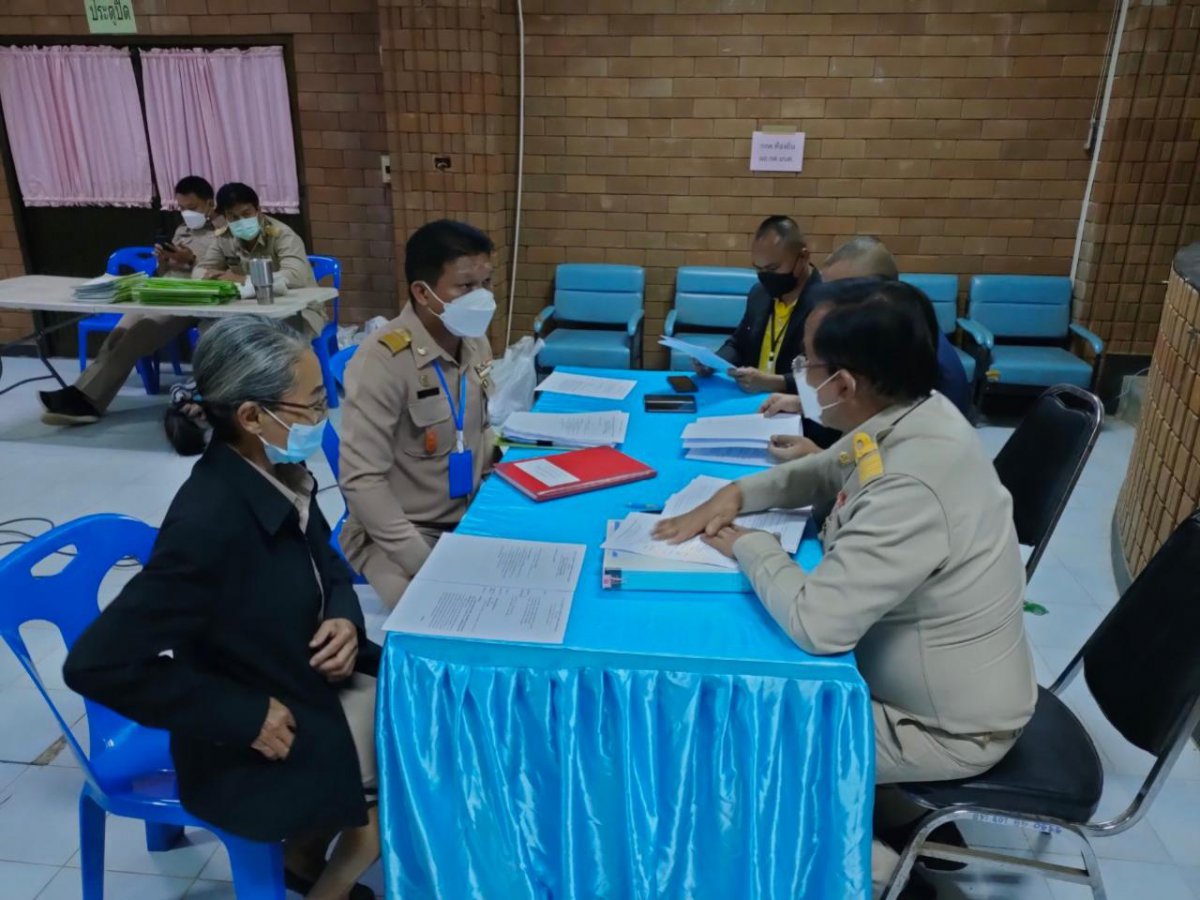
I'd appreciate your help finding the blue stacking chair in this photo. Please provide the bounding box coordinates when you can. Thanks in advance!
[77,248,184,396]
[897,274,977,383]
[309,255,343,409]
[663,266,757,369]
[0,515,286,899]
[960,275,1105,395]
[322,344,367,585]
[534,263,645,370]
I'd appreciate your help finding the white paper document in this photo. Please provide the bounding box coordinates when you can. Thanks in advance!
[685,446,776,468]
[682,413,801,444]
[535,371,636,400]
[661,475,808,553]
[514,458,580,487]
[382,533,586,644]
[601,512,738,571]
[502,410,629,447]
[659,337,733,378]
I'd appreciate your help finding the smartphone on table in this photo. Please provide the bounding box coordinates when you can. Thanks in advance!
[644,393,697,413]
[667,375,698,393]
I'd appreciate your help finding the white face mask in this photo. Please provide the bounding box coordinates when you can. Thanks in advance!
[795,370,843,426]
[422,284,496,338]
[181,209,207,230]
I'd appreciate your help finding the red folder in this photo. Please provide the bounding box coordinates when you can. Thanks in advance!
[494,446,656,501]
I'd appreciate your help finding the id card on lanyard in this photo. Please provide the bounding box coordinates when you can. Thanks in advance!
[432,360,473,499]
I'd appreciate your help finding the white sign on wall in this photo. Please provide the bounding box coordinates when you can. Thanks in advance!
[750,131,805,173]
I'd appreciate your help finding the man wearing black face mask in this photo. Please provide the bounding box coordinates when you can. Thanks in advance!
[698,215,822,394]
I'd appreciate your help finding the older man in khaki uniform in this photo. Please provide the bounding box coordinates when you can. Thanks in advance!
[655,280,1036,900]
[40,176,222,426]
[339,220,497,608]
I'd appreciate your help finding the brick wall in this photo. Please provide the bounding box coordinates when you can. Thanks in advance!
[1074,2,1200,356]
[501,0,1116,366]
[0,0,395,344]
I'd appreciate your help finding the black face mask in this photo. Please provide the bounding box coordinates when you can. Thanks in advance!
[757,269,800,297]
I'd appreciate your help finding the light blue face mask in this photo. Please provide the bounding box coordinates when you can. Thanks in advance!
[229,216,261,242]
[260,407,326,465]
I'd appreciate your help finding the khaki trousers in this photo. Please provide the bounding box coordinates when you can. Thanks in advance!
[76,313,197,412]
[870,700,1019,899]
[356,526,443,610]
[337,673,378,792]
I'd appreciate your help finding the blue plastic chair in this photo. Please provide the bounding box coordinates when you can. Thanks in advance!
[77,248,184,396]
[534,264,645,370]
[897,273,979,383]
[961,275,1105,396]
[322,344,367,585]
[309,255,343,409]
[0,515,285,900]
[663,267,757,369]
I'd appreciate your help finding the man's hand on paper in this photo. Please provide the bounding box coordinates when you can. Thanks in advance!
[701,524,761,559]
[652,482,743,544]
[759,393,802,417]
[768,434,820,461]
[731,367,786,394]
[691,358,715,377]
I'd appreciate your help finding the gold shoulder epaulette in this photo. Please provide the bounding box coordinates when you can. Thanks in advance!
[380,329,412,354]
[853,432,885,485]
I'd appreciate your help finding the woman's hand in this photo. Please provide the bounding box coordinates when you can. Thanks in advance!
[768,434,821,461]
[701,525,759,559]
[652,483,743,544]
[309,618,358,682]
[759,393,801,417]
[252,697,296,760]
[731,368,786,394]
[691,358,715,377]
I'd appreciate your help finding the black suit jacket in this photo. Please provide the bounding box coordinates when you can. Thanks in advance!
[64,441,380,842]
[716,268,824,391]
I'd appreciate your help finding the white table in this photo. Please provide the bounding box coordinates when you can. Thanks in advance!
[0,275,337,391]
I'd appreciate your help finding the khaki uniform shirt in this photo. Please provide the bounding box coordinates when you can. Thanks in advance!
[193,216,323,334]
[733,392,1037,737]
[338,303,495,578]
[159,220,219,276]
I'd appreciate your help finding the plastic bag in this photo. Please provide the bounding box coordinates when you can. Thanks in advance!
[488,336,544,427]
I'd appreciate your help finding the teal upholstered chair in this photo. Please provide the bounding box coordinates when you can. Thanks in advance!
[960,275,1104,394]
[534,264,645,370]
[898,274,977,382]
[663,267,757,370]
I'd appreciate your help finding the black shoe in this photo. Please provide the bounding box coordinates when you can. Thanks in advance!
[881,821,968,873]
[39,387,101,426]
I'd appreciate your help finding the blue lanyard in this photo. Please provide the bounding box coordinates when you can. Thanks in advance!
[431,360,466,452]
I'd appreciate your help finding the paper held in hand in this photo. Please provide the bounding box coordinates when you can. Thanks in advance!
[679,413,801,468]
[658,337,733,378]
[382,533,586,644]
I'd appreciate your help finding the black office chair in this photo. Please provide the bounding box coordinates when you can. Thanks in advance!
[994,384,1104,579]
[882,509,1200,900]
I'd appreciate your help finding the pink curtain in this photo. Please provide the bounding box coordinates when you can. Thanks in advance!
[0,46,153,207]
[142,47,300,213]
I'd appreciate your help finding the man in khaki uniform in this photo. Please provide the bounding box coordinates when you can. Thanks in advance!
[655,280,1036,900]
[40,176,222,426]
[194,181,322,335]
[339,220,497,608]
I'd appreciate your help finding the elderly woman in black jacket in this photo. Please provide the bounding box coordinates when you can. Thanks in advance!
[65,316,379,900]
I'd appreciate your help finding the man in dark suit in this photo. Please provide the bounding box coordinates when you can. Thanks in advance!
[693,215,823,394]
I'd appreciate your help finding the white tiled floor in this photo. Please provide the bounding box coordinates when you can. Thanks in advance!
[0,357,1197,899]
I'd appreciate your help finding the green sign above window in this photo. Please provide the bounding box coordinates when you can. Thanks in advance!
[83,0,138,35]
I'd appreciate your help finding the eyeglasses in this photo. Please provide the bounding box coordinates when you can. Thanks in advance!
[268,398,329,424]
[791,354,832,376]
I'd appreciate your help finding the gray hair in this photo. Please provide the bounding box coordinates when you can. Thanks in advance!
[193,315,310,407]
[823,235,899,280]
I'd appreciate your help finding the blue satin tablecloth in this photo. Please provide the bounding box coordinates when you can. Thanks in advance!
[377,368,873,899]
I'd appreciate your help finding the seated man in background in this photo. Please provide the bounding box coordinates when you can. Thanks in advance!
[339,220,497,609]
[696,215,822,394]
[195,181,323,336]
[40,175,221,426]
[763,236,973,460]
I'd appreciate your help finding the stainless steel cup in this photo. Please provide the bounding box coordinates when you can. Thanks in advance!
[249,258,274,305]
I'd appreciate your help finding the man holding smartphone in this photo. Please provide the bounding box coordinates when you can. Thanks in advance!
[39,176,221,426]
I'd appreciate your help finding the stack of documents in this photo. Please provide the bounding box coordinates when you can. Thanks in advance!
[600,475,810,589]
[129,278,240,305]
[382,533,585,644]
[501,410,630,448]
[72,272,147,303]
[680,412,801,467]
